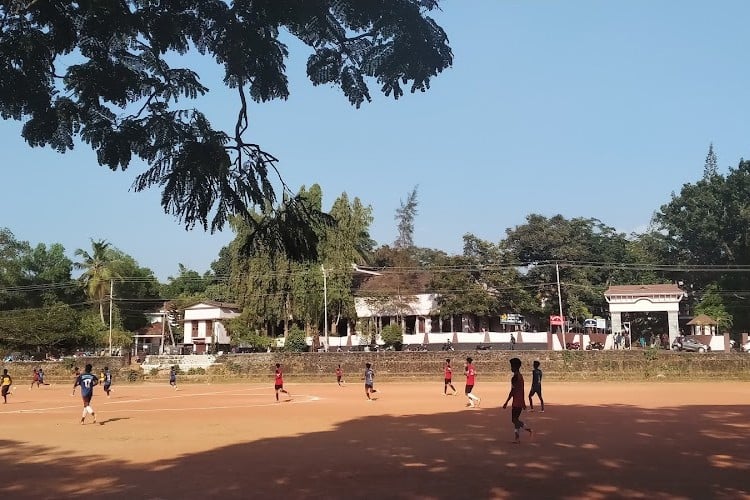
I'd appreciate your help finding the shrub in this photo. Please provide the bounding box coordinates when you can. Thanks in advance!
[187,367,206,375]
[149,368,159,376]
[381,324,403,351]
[285,326,308,352]
[127,370,142,382]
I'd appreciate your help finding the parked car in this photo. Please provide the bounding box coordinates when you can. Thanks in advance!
[671,336,711,353]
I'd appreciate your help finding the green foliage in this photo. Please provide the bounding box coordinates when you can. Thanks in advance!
[127,370,142,383]
[0,302,83,352]
[284,327,309,353]
[187,367,206,375]
[380,324,404,350]
[227,316,272,352]
[694,284,733,331]
[149,368,159,376]
[1,1,451,252]
[395,186,419,249]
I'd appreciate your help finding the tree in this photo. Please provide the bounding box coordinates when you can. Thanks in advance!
[0,302,82,352]
[380,324,403,351]
[693,284,733,332]
[74,240,121,326]
[284,326,308,353]
[703,143,719,179]
[395,186,419,249]
[2,1,452,257]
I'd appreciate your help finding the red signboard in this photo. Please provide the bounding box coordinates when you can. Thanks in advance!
[549,315,565,326]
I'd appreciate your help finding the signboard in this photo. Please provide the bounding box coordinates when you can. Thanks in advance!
[596,318,607,330]
[549,315,565,326]
[500,313,524,324]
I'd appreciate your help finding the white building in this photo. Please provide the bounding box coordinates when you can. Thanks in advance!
[182,301,240,354]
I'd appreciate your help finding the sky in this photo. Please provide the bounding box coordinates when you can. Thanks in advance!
[2,0,750,281]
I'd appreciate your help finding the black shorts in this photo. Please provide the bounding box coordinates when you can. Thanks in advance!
[82,395,92,405]
[464,384,474,394]
[529,385,542,397]
[275,384,283,390]
[1,386,8,397]
[336,376,342,382]
[511,406,523,423]
[444,378,453,385]
[365,383,373,389]
[104,383,111,390]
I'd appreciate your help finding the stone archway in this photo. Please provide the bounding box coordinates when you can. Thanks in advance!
[604,284,685,343]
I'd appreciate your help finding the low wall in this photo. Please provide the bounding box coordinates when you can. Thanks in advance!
[211,350,750,382]
[4,351,750,384]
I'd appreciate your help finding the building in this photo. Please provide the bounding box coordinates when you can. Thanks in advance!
[182,301,240,354]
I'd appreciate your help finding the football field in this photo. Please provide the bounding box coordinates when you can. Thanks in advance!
[0,380,748,499]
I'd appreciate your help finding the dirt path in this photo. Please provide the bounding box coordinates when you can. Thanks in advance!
[0,381,748,499]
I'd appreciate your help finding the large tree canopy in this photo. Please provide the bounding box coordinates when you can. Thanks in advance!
[1,0,452,256]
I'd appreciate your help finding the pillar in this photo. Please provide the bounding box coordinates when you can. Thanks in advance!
[610,311,622,338]
[667,310,680,343]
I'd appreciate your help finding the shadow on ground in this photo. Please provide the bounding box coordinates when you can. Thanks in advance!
[0,404,748,499]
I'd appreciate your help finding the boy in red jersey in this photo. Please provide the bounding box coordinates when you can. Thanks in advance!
[464,357,481,407]
[503,357,533,443]
[335,364,345,386]
[443,358,456,395]
[274,363,291,402]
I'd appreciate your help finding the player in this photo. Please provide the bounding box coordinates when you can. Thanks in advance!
[30,368,39,390]
[464,357,481,407]
[503,357,533,443]
[1,369,13,403]
[37,367,49,386]
[73,364,98,425]
[528,360,544,412]
[274,363,291,402]
[444,358,457,395]
[102,366,113,398]
[363,362,377,401]
[335,364,345,386]
[169,366,178,390]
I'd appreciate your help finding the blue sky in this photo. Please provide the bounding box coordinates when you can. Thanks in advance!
[2,1,750,281]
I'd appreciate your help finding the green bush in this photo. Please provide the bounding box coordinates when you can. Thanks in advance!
[285,326,309,352]
[127,370,142,382]
[187,367,206,375]
[381,324,403,351]
[149,368,159,376]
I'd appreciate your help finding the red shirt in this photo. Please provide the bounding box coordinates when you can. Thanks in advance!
[511,373,525,408]
[275,369,283,385]
[444,364,452,380]
[465,364,476,385]
[335,367,342,377]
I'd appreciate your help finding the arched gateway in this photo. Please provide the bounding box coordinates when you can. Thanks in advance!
[604,284,685,343]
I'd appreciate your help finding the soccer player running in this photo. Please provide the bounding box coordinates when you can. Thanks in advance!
[30,368,39,390]
[102,367,113,398]
[364,362,377,401]
[73,364,99,425]
[169,366,178,390]
[443,358,457,395]
[335,364,345,386]
[528,360,544,412]
[464,357,481,407]
[503,357,533,443]
[274,363,291,402]
[1,369,13,403]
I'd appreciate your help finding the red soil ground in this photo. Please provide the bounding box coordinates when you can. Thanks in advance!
[0,380,748,499]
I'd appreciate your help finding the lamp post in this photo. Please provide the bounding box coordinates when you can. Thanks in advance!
[322,265,328,352]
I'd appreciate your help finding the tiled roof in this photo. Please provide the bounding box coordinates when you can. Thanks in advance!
[604,284,683,296]
[354,271,433,296]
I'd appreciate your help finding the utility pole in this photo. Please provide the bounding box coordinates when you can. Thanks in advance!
[108,279,114,356]
[556,263,566,348]
[322,265,328,352]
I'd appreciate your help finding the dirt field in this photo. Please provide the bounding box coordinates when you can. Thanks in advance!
[0,379,748,499]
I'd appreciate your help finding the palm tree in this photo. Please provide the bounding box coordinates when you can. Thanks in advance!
[74,239,121,326]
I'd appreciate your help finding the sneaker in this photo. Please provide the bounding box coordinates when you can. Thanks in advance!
[475,398,481,407]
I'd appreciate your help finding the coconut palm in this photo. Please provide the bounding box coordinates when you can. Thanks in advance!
[74,239,121,326]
